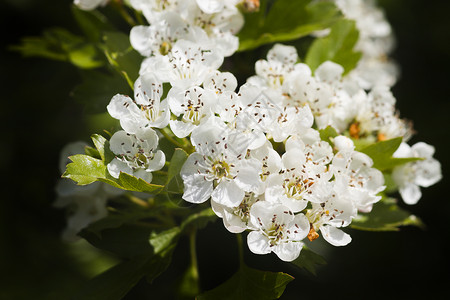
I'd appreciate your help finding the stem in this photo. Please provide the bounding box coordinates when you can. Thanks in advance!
[111,0,136,26]
[189,229,199,283]
[236,233,244,267]
[160,127,193,152]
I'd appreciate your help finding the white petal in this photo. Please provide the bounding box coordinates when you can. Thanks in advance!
[247,231,271,255]
[267,43,298,65]
[196,0,224,14]
[273,241,303,262]
[211,180,245,207]
[107,159,132,179]
[399,183,422,205]
[234,158,262,193]
[182,174,213,204]
[134,169,153,183]
[147,150,166,172]
[169,120,196,138]
[320,225,351,246]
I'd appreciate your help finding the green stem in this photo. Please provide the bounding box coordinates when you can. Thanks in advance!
[236,233,244,267]
[160,127,193,152]
[111,0,136,26]
[189,229,199,282]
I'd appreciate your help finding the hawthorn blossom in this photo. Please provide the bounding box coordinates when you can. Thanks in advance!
[247,43,299,92]
[107,73,170,134]
[107,129,165,182]
[180,117,262,207]
[167,86,217,138]
[304,177,355,246]
[264,134,334,212]
[130,12,198,57]
[330,136,385,212]
[140,39,224,89]
[247,201,310,261]
[392,142,442,205]
[211,192,261,233]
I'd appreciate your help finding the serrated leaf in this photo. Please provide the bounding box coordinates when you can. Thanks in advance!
[351,198,424,231]
[291,246,326,275]
[118,172,165,193]
[63,154,107,185]
[238,0,342,51]
[305,19,361,74]
[198,264,294,300]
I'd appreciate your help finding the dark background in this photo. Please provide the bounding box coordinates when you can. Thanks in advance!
[1,0,449,299]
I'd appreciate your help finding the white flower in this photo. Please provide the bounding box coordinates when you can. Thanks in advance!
[107,129,165,182]
[264,134,334,212]
[188,2,244,56]
[180,118,262,207]
[331,136,385,212]
[247,201,310,262]
[211,192,261,233]
[305,177,356,246]
[107,73,170,134]
[130,12,198,57]
[140,39,224,89]
[167,86,217,138]
[392,142,442,205]
[248,43,298,91]
[74,0,108,10]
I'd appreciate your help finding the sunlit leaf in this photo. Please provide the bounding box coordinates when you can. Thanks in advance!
[238,0,341,51]
[305,19,361,74]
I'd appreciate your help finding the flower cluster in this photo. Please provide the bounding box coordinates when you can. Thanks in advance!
[62,0,441,263]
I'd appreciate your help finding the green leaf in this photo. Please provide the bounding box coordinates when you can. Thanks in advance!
[81,223,155,259]
[319,125,338,145]
[305,19,362,74]
[238,0,342,51]
[11,28,104,69]
[84,145,101,159]
[63,154,107,185]
[72,70,132,114]
[181,207,217,231]
[118,172,165,193]
[76,227,180,299]
[359,137,422,171]
[351,197,424,231]
[291,246,326,275]
[198,264,294,300]
[165,148,188,194]
[91,134,109,161]
[73,255,153,300]
[167,148,189,183]
[101,31,142,83]
[71,4,114,43]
